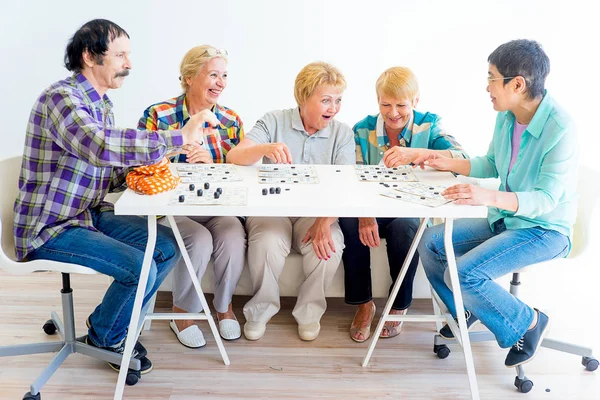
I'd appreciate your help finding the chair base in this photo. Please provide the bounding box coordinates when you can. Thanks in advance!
[0,278,140,398]
[431,272,598,392]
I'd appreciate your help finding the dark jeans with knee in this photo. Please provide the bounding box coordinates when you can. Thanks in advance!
[28,208,180,347]
[339,217,420,310]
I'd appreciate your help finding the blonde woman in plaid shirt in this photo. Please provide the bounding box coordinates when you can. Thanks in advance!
[139,45,245,345]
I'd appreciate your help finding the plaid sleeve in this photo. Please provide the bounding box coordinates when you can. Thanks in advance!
[45,90,183,167]
[109,166,133,193]
[237,115,245,141]
[138,106,159,130]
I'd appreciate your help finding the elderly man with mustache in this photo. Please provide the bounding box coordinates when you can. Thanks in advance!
[13,19,216,379]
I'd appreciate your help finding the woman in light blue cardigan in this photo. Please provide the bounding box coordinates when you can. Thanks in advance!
[415,39,578,368]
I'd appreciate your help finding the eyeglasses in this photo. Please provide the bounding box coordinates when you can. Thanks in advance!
[201,48,228,57]
[487,76,516,84]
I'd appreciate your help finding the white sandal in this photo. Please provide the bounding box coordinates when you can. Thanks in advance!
[169,320,206,348]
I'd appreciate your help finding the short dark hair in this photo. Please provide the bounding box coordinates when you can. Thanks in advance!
[488,39,550,99]
[64,19,129,72]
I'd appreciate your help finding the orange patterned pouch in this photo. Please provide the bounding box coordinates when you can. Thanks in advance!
[126,157,181,195]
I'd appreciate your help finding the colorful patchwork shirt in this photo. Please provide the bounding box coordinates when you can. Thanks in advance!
[353,111,467,165]
[138,94,244,163]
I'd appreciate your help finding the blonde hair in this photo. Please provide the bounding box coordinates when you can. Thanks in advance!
[375,66,419,101]
[294,62,347,106]
[179,45,228,92]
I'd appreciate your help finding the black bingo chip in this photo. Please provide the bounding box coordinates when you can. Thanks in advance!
[216,188,223,194]
[269,187,275,194]
[204,182,210,189]
[178,195,185,202]
[262,188,268,195]
[189,184,195,191]
[214,192,220,199]
[275,187,281,194]
[197,189,203,196]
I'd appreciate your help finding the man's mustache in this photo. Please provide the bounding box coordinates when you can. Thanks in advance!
[115,70,130,78]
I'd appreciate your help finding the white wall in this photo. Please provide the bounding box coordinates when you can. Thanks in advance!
[1,0,599,164]
[1,1,598,302]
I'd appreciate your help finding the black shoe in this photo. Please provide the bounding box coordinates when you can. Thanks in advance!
[86,316,148,358]
[439,310,479,339]
[84,336,153,374]
[505,309,550,368]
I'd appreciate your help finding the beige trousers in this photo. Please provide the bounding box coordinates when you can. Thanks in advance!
[243,217,344,325]
[161,216,246,313]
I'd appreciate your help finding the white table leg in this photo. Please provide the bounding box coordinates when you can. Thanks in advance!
[362,217,429,367]
[166,216,230,365]
[113,215,157,400]
[443,218,480,400]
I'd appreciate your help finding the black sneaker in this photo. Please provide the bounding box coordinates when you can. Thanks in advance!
[439,310,479,339]
[86,316,148,358]
[84,336,153,374]
[505,309,550,368]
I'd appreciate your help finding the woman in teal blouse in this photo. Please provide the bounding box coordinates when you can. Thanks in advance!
[416,39,578,368]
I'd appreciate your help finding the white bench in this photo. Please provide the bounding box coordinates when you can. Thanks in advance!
[158,239,432,299]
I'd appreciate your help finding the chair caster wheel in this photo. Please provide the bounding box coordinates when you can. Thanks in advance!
[23,392,41,400]
[42,320,57,335]
[126,370,141,386]
[582,356,599,372]
[514,376,533,393]
[434,344,451,359]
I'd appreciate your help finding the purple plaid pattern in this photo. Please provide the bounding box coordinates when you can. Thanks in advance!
[13,73,184,260]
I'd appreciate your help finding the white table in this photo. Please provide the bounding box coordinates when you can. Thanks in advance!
[113,164,487,400]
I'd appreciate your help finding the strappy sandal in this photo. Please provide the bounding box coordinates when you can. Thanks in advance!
[349,302,376,343]
[380,308,408,339]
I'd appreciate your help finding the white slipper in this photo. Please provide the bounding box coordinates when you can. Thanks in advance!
[218,318,241,340]
[169,320,206,348]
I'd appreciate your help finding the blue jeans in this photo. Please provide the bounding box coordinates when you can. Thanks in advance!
[418,218,569,348]
[339,217,420,310]
[28,208,180,347]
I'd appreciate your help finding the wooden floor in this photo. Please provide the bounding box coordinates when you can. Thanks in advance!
[0,271,598,400]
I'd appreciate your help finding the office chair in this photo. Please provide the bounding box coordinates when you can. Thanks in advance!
[431,165,599,393]
[0,156,141,400]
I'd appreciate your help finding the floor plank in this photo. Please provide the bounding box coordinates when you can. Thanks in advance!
[0,271,598,399]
